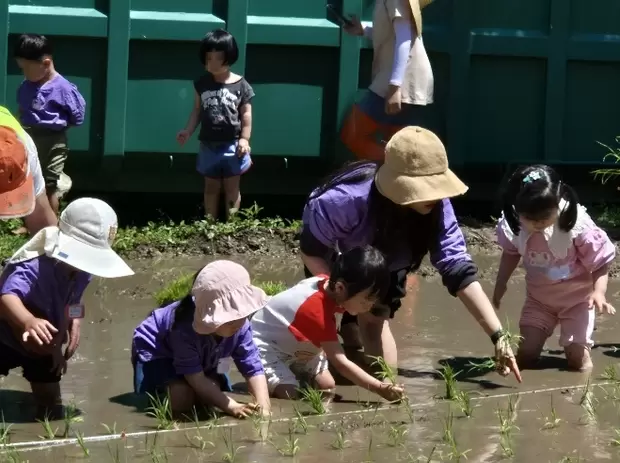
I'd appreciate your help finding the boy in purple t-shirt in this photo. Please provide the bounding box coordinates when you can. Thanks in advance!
[14,34,86,216]
[0,198,133,417]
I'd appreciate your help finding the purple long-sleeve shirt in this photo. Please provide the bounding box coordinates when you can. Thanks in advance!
[17,74,86,131]
[0,256,92,356]
[132,300,264,378]
[301,173,477,295]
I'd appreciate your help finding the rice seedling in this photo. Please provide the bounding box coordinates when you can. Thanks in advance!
[403,401,416,424]
[455,390,474,418]
[37,412,58,440]
[0,412,13,445]
[184,408,214,451]
[386,423,408,447]
[75,430,89,457]
[446,433,470,462]
[149,447,169,463]
[499,433,514,458]
[611,429,620,446]
[107,442,123,463]
[370,355,397,385]
[101,422,117,435]
[273,423,300,456]
[365,431,374,462]
[330,419,349,450]
[222,427,244,462]
[4,447,25,463]
[601,364,620,382]
[146,392,176,430]
[436,364,460,400]
[292,403,309,434]
[62,401,83,438]
[255,280,287,296]
[540,395,561,430]
[297,385,326,415]
[496,404,519,437]
[441,409,455,444]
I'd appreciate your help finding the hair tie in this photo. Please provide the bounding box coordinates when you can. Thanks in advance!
[522,170,542,184]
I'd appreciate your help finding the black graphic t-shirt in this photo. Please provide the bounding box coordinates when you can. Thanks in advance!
[193,74,255,143]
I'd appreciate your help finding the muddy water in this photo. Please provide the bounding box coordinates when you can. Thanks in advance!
[2,254,620,461]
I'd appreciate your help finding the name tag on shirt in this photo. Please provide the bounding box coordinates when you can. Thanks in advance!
[66,304,85,319]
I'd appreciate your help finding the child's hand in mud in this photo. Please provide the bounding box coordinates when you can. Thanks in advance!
[377,382,406,402]
[589,290,616,315]
[492,283,507,309]
[226,401,260,419]
[22,317,58,346]
[495,339,522,383]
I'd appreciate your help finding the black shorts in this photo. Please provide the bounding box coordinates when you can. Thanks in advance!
[303,266,409,325]
[0,343,61,384]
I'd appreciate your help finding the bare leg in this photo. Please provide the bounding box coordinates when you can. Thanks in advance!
[31,382,62,419]
[564,344,593,372]
[357,312,397,369]
[272,384,299,400]
[47,190,60,216]
[204,177,222,220]
[167,379,197,416]
[516,326,548,369]
[222,175,241,220]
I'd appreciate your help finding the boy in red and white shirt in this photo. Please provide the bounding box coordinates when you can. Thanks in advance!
[251,246,405,402]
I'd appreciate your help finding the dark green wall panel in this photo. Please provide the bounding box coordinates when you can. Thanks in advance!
[2,0,620,194]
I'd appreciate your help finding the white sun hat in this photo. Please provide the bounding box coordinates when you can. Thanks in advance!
[51,197,134,278]
[8,197,134,278]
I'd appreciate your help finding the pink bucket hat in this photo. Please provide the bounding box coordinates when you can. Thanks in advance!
[192,260,269,335]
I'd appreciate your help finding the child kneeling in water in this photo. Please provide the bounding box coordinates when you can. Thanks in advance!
[0,198,134,416]
[132,260,271,418]
[494,165,616,371]
[251,245,405,401]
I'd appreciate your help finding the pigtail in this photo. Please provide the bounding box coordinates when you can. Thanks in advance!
[501,167,528,235]
[557,182,579,232]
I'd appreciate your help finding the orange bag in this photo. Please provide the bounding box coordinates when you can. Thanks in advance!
[340,104,402,162]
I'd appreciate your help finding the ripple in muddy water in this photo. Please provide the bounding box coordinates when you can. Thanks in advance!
[1,254,620,462]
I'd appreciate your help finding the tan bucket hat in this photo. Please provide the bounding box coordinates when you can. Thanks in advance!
[409,0,434,37]
[375,126,468,205]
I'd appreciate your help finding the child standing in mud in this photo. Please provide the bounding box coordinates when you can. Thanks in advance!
[251,245,406,402]
[493,165,616,371]
[132,260,271,418]
[15,34,86,216]
[177,29,254,221]
[0,198,133,417]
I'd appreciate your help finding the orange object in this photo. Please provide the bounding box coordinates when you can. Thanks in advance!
[340,104,403,162]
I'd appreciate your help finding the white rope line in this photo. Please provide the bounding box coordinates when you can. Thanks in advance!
[1,379,610,454]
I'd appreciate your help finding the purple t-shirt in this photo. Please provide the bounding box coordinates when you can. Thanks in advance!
[302,175,473,275]
[0,255,92,356]
[17,74,86,131]
[132,300,264,378]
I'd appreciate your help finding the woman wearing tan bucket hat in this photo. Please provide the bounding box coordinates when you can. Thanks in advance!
[338,0,436,162]
[301,126,522,382]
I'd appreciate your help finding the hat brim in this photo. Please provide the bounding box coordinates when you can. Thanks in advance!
[375,163,469,205]
[193,285,269,335]
[51,230,134,278]
[0,173,35,219]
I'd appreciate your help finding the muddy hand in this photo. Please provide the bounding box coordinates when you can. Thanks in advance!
[589,291,615,315]
[228,401,259,419]
[378,382,406,402]
[495,339,522,383]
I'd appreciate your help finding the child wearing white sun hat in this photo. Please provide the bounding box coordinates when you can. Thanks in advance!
[0,197,133,416]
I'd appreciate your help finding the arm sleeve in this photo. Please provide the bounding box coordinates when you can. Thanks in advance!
[231,323,264,378]
[64,85,86,126]
[23,132,46,197]
[429,200,479,296]
[390,17,412,86]
[169,329,204,376]
[0,264,35,299]
[240,80,255,106]
[496,218,521,256]
[301,190,362,251]
[574,215,616,273]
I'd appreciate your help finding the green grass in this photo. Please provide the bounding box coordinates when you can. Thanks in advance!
[0,203,301,262]
[255,280,287,296]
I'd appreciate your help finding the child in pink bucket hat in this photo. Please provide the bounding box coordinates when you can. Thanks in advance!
[132,260,271,418]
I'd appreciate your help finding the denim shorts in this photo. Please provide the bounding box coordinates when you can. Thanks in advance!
[133,358,233,396]
[0,342,61,384]
[197,141,252,179]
